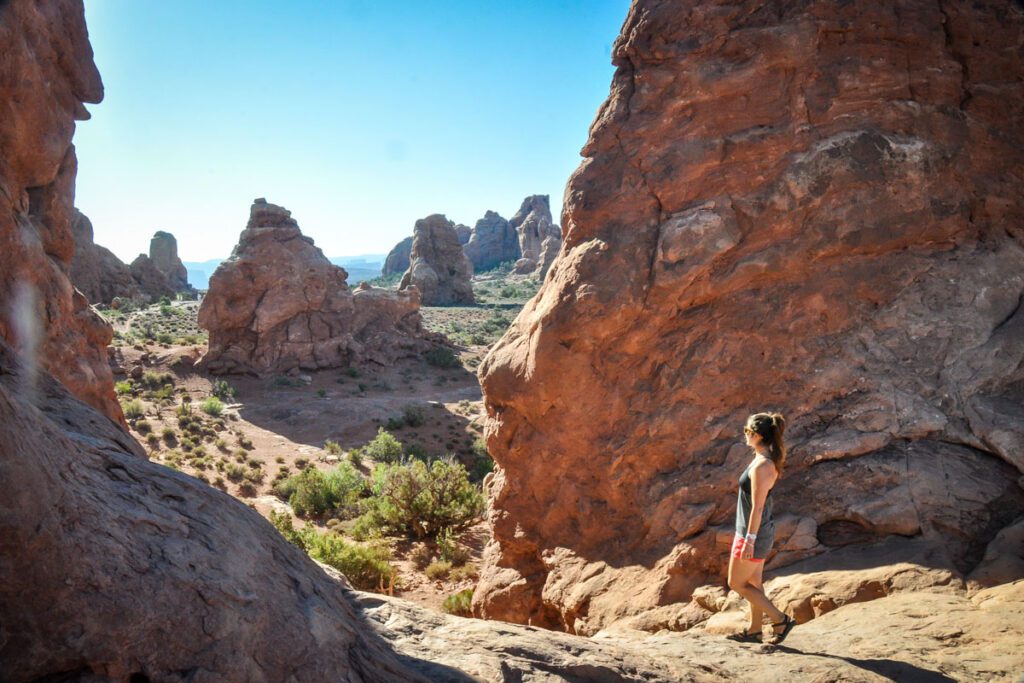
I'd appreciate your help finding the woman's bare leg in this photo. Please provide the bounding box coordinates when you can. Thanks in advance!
[747,561,765,633]
[728,556,785,627]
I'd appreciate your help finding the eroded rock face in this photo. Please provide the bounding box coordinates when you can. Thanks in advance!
[399,214,475,305]
[199,199,434,374]
[477,0,1024,634]
[510,195,561,277]
[0,0,123,425]
[69,209,142,305]
[463,210,520,272]
[382,236,413,277]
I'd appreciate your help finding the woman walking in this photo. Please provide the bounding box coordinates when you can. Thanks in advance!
[725,412,796,644]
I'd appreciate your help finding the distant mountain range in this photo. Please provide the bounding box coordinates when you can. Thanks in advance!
[184,255,386,290]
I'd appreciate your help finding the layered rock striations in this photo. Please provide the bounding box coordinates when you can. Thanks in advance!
[463,210,520,272]
[382,236,413,277]
[199,199,434,374]
[510,194,561,278]
[69,209,143,305]
[148,230,191,293]
[476,0,1024,634]
[0,0,123,425]
[399,214,475,305]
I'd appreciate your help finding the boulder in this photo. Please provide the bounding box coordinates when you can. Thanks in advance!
[69,209,142,305]
[476,0,1024,633]
[129,253,176,301]
[454,222,471,245]
[510,195,561,277]
[0,0,123,425]
[382,235,413,277]
[399,214,475,305]
[463,210,520,272]
[198,199,434,375]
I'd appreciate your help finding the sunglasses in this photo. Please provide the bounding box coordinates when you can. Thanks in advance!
[743,427,755,435]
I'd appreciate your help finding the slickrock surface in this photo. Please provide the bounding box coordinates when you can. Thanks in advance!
[477,0,1024,633]
[148,230,192,293]
[383,235,413,277]
[463,210,520,271]
[358,579,1024,682]
[0,0,123,425]
[0,340,428,683]
[69,208,142,305]
[400,214,476,305]
[510,195,561,277]
[199,199,434,375]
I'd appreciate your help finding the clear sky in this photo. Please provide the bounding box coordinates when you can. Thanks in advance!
[74,1,630,263]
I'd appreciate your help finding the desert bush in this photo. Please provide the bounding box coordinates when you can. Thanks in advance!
[200,396,224,416]
[145,432,160,448]
[424,346,459,369]
[243,468,264,485]
[269,512,394,590]
[225,463,246,482]
[121,399,144,420]
[449,564,479,583]
[275,455,286,464]
[360,427,404,464]
[141,371,173,389]
[156,332,174,344]
[324,440,343,455]
[115,380,133,395]
[295,457,310,470]
[442,588,473,616]
[357,458,484,539]
[161,426,176,443]
[348,448,363,469]
[279,463,366,519]
[403,404,425,427]
[211,379,236,400]
[425,560,452,580]
[134,419,152,435]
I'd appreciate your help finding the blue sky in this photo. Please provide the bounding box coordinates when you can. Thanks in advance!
[75,1,630,262]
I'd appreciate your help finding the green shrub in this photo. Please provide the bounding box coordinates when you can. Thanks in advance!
[424,346,460,369]
[145,432,160,448]
[211,380,236,400]
[156,332,174,344]
[225,463,246,482]
[361,427,404,464]
[324,440,343,455]
[359,458,484,539]
[403,404,425,427]
[348,448,363,469]
[442,588,474,616]
[121,399,144,420]
[134,419,152,435]
[282,463,366,518]
[200,396,224,416]
[268,512,394,590]
[425,560,452,580]
[115,381,133,395]
[141,371,173,388]
[449,564,479,582]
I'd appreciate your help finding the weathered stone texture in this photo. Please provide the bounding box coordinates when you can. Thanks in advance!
[199,199,434,375]
[510,195,561,277]
[0,0,124,425]
[399,214,475,305]
[383,235,413,277]
[69,209,142,305]
[476,0,1024,633]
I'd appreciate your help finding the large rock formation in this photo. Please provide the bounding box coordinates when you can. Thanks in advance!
[382,236,413,277]
[454,222,471,245]
[0,0,123,425]
[399,214,475,305]
[463,210,520,272]
[510,195,561,277]
[129,230,194,301]
[476,0,1024,634]
[199,199,434,374]
[148,230,191,293]
[69,208,143,304]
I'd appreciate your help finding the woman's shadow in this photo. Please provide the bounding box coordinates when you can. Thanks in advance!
[766,643,957,682]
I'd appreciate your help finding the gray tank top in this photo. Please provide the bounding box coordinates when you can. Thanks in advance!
[735,459,774,536]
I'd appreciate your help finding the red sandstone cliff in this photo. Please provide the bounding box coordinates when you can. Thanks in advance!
[0,0,125,425]
[476,0,1024,633]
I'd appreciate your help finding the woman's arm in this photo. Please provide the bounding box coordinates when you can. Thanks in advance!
[741,460,778,559]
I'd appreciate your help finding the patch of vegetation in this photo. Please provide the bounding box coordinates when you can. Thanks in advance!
[442,588,474,616]
[121,399,144,420]
[211,379,236,400]
[356,427,404,464]
[355,458,484,540]
[115,380,133,396]
[201,397,224,416]
[273,463,366,519]
[270,511,394,591]
[424,346,460,369]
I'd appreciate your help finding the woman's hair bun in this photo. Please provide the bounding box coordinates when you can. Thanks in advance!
[771,413,786,435]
